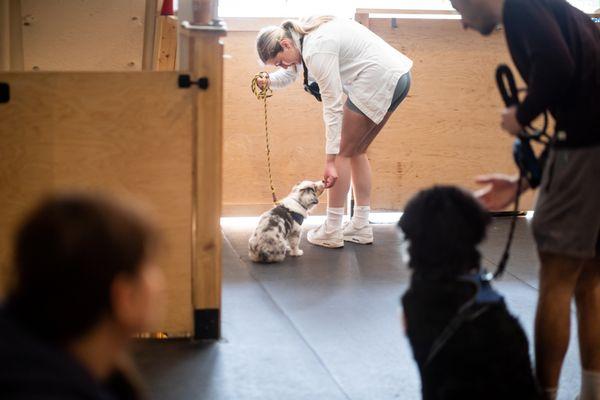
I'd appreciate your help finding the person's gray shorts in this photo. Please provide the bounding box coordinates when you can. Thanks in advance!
[532,144,600,259]
[346,71,411,116]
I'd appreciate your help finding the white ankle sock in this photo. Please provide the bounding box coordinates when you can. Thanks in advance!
[543,387,558,400]
[580,369,600,400]
[326,207,345,232]
[352,206,370,228]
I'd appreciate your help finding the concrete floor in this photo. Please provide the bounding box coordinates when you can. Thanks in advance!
[133,217,582,400]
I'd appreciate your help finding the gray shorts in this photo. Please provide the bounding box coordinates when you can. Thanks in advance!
[346,71,411,116]
[532,144,600,259]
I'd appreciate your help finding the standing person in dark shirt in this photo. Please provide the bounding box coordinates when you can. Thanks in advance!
[449,0,600,398]
[0,193,164,400]
[400,185,539,400]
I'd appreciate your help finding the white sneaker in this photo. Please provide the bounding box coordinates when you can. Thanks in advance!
[306,223,344,248]
[343,220,373,244]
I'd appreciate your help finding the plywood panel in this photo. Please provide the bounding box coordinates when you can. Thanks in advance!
[0,72,194,335]
[222,19,537,214]
[0,74,55,293]
[20,0,146,71]
[367,18,536,210]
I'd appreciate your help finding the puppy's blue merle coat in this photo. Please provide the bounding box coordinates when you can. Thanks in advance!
[249,180,325,263]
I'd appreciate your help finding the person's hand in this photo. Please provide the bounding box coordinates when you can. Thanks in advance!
[501,106,523,136]
[256,76,270,91]
[323,161,338,188]
[474,174,522,210]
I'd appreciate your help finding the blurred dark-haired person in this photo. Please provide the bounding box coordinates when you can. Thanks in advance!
[399,186,539,400]
[0,193,164,400]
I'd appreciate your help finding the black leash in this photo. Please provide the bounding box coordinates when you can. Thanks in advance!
[299,36,322,102]
[424,273,503,367]
[492,65,551,278]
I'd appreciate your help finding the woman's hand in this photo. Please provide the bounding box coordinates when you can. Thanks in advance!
[474,173,526,210]
[256,76,270,91]
[501,106,523,136]
[323,160,338,188]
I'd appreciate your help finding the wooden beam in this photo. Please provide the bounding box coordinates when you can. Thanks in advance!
[156,15,178,71]
[8,0,23,70]
[0,0,9,71]
[142,0,159,70]
[182,21,226,340]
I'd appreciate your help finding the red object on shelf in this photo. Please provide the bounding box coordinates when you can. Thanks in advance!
[160,0,174,16]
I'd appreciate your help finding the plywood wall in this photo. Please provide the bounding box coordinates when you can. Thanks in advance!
[19,0,147,71]
[367,18,536,210]
[221,18,537,215]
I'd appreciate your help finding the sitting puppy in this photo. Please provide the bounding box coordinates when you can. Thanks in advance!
[249,180,325,263]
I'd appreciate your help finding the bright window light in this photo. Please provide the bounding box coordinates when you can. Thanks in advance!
[220,212,403,231]
[216,0,597,18]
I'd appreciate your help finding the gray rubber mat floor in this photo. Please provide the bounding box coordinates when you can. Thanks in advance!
[133,217,582,400]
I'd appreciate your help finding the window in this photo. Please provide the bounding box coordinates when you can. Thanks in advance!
[568,0,599,12]
[217,0,454,18]
[217,0,598,18]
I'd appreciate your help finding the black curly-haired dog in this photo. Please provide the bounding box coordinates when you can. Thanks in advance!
[399,186,540,400]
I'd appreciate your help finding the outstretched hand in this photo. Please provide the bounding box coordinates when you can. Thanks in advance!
[474,174,522,211]
[323,162,338,189]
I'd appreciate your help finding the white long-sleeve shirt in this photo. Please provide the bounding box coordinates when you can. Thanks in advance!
[268,18,413,154]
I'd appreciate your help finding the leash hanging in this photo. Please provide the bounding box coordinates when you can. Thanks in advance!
[251,72,278,205]
[492,65,551,279]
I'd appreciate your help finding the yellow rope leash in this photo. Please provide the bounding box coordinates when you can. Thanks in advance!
[250,71,278,205]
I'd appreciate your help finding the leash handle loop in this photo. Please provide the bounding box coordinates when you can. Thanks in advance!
[251,72,278,205]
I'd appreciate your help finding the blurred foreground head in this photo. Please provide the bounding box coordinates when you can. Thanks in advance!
[8,192,164,345]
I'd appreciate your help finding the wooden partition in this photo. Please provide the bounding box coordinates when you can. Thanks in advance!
[221,16,541,214]
[0,72,195,335]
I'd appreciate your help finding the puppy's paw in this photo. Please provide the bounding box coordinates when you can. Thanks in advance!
[290,249,304,257]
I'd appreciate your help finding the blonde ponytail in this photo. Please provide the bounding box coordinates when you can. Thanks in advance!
[256,15,334,64]
[280,16,334,35]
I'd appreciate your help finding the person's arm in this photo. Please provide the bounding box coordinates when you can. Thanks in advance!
[306,51,345,156]
[504,2,576,127]
[267,66,300,89]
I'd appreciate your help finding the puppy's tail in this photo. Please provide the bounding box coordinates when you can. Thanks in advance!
[249,248,285,263]
[248,250,267,263]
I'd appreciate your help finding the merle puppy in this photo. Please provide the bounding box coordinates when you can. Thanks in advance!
[249,180,325,263]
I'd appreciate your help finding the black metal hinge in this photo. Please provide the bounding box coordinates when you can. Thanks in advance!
[178,74,209,90]
[0,83,9,103]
